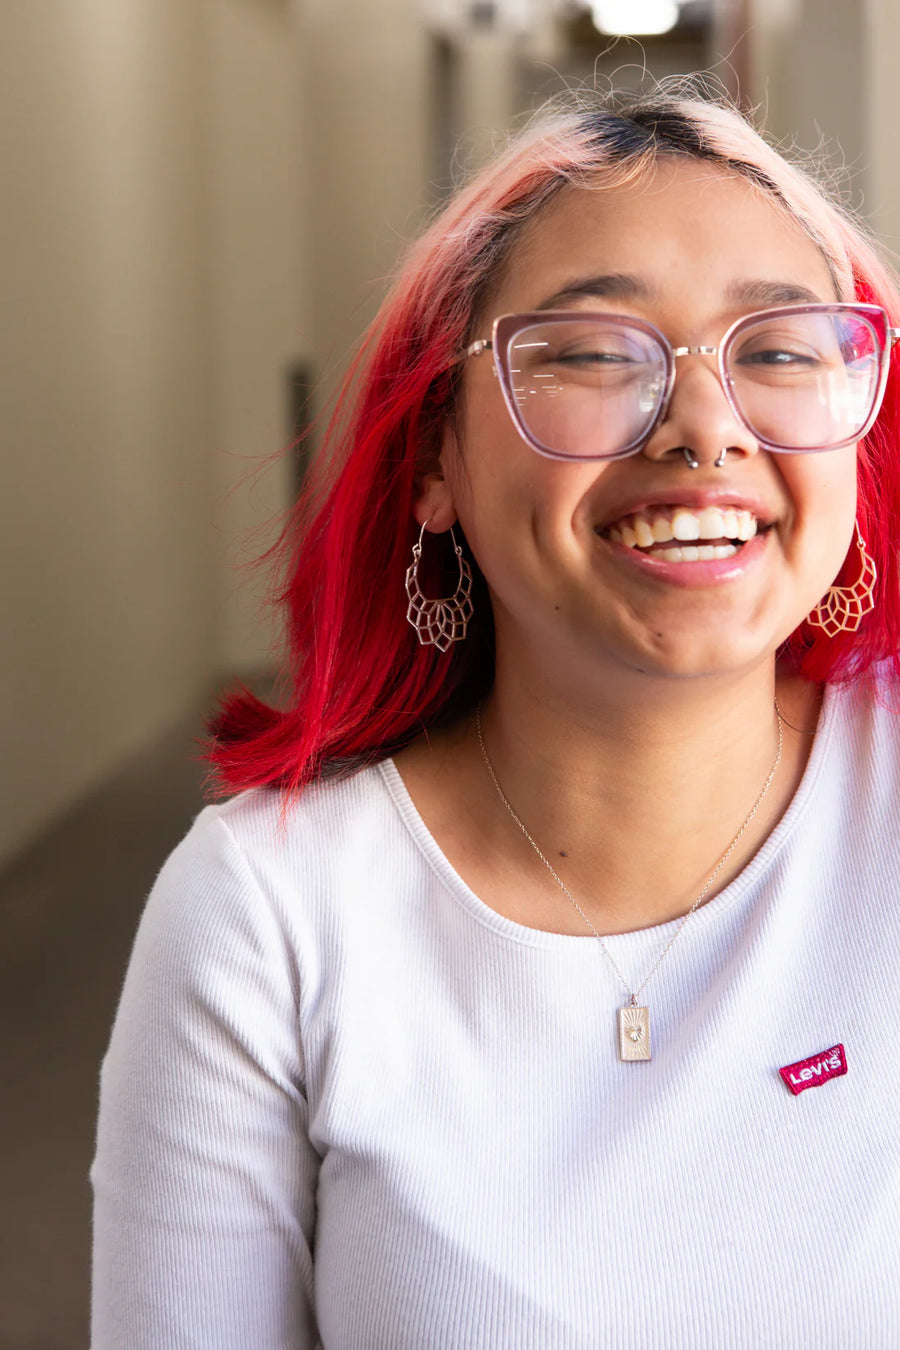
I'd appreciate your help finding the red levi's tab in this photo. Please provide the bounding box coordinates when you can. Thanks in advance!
[779,1044,847,1096]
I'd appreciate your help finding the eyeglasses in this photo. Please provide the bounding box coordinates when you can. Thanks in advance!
[453,303,900,461]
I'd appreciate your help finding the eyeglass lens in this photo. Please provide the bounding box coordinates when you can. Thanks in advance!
[501,311,883,458]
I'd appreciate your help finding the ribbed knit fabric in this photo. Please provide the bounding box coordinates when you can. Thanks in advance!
[92,677,900,1349]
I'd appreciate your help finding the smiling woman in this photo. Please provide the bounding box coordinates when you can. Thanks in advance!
[419,163,865,696]
[92,89,900,1348]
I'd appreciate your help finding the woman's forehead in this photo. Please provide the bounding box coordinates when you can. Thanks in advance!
[487,160,838,314]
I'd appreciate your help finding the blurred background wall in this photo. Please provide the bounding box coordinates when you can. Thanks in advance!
[3,0,899,871]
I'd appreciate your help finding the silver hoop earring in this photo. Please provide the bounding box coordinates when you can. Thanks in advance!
[405,522,474,651]
[807,526,877,636]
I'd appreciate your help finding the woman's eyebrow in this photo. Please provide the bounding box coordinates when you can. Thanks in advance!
[534,276,826,312]
[727,279,824,306]
[535,273,658,310]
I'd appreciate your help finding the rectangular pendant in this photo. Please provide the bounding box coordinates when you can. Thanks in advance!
[618,1005,651,1061]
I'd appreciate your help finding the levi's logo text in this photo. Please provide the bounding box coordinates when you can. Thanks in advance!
[779,1044,847,1096]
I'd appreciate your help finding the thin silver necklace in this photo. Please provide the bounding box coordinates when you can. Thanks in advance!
[475,705,783,1061]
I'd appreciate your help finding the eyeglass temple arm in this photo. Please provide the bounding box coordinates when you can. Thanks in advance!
[448,338,493,366]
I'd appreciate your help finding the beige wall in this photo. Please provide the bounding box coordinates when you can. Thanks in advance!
[748,0,900,263]
[748,0,866,203]
[204,0,309,673]
[303,0,431,409]
[0,1,216,867]
[0,0,436,869]
[865,0,900,251]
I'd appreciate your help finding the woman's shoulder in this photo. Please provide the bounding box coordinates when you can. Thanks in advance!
[212,757,397,840]
[818,661,900,798]
[168,758,408,903]
[827,660,900,738]
[123,759,420,1024]
[143,759,422,950]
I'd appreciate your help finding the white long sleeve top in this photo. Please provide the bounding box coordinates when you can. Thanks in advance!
[92,676,900,1348]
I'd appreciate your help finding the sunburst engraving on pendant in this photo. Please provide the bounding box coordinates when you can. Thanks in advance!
[618,1005,651,1061]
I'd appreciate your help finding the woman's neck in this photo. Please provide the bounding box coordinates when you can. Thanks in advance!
[395,663,821,936]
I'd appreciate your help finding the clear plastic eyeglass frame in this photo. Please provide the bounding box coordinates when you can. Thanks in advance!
[450,303,900,462]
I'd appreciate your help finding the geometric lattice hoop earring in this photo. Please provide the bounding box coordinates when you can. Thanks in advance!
[405,522,474,651]
[807,525,877,636]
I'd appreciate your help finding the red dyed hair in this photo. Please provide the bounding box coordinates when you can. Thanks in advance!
[205,88,900,798]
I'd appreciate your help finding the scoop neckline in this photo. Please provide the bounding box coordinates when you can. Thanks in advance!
[377,684,838,953]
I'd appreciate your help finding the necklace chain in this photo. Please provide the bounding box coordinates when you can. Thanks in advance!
[475,705,784,1004]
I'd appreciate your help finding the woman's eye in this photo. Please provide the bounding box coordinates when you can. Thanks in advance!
[737,347,820,368]
[553,347,634,365]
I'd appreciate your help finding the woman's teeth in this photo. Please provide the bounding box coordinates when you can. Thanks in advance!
[634,542,739,562]
[607,506,759,563]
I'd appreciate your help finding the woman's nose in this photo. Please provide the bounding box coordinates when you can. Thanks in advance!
[640,357,760,469]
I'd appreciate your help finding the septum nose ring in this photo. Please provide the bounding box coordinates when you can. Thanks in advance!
[682,448,728,469]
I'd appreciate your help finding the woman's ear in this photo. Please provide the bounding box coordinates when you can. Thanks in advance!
[413,421,459,531]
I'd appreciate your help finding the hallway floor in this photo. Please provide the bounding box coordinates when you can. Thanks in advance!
[1,714,211,1349]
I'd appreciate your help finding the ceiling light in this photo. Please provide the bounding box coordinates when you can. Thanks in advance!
[591,0,680,36]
